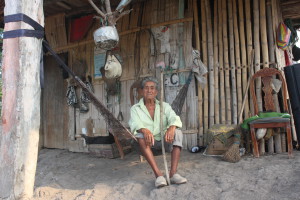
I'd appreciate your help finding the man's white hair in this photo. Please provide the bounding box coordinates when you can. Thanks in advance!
[141,77,159,90]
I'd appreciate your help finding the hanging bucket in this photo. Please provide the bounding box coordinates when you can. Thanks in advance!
[93,26,119,50]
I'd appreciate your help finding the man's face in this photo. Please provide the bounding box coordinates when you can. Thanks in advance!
[143,81,158,100]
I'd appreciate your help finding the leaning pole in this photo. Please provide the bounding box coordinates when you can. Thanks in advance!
[0,0,44,199]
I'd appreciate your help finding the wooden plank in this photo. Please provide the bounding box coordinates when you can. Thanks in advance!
[0,0,43,198]
[43,55,69,149]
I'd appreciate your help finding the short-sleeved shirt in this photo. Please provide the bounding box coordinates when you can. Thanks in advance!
[128,98,182,141]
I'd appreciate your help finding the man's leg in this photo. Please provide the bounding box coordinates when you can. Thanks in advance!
[138,138,163,177]
[170,146,181,178]
[167,129,187,184]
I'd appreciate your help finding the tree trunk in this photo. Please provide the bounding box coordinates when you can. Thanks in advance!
[0,0,44,199]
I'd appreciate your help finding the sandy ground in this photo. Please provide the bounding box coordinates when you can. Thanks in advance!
[32,149,300,200]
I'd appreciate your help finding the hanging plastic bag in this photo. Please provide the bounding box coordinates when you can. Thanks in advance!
[104,54,122,79]
[276,22,291,50]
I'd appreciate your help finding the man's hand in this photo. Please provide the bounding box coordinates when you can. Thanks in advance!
[139,128,155,146]
[165,126,176,143]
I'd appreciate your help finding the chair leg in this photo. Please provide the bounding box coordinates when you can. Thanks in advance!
[250,126,260,158]
[286,124,293,158]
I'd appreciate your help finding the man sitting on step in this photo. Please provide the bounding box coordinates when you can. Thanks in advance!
[129,77,187,188]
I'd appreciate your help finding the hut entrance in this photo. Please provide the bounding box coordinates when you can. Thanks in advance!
[42,54,69,149]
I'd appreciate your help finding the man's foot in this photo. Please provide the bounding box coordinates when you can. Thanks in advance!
[155,176,167,188]
[170,174,187,184]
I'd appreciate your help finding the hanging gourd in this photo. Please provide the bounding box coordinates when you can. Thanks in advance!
[88,0,132,50]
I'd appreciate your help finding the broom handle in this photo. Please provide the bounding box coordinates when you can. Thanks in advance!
[160,69,170,185]
[238,49,254,124]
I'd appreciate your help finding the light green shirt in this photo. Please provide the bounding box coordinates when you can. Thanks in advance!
[129,98,182,141]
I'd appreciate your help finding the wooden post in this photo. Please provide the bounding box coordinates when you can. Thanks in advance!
[0,0,44,199]
[193,0,204,145]
[205,0,215,127]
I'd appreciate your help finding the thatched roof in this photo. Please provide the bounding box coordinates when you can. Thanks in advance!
[281,0,300,28]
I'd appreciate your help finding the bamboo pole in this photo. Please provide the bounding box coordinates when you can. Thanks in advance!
[233,0,242,123]
[222,0,231,125]
[238,0,249,120]
[266,0,275,154]
[254,0,265,155]
[245,0,254,116]
[201,0,209,143]
[193,0,204,145]
[260,0,269,69]
[205,0,215,127]
[213,0,219,124]
[218,0,226,124]
[253,0,262,111]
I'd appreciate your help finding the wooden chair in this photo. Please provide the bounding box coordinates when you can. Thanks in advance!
[249,68,293,158]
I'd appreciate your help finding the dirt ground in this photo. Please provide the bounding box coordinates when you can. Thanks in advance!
[32,148,300,200]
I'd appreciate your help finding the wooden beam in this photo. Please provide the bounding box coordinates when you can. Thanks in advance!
[53,17,193,52]
[0,0,44,198]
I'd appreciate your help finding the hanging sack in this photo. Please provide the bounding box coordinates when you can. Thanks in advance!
[104,54,122,79]
[276,22,291,50]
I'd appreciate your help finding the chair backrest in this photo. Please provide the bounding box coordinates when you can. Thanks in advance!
[250,68,288,115]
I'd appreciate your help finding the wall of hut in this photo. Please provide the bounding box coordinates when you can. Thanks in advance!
[42,0,288,152]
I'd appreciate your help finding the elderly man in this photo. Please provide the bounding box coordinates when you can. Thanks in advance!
[129,77,187,188]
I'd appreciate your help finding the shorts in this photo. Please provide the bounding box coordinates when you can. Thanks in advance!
[135,129,183,152]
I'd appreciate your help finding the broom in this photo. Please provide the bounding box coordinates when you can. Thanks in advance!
[223,50,254,163]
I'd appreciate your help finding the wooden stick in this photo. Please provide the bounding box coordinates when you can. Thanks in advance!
[160,70,170,186]
[205,0,215,127]
[260,0,269,69]
[218,0,226,124]
[222,0,231,124]
[213,0,219,124]
[201,0,209,143]
[193,0,204,145]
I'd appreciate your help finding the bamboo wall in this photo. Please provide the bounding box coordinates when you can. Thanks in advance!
[44,0,287,150]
